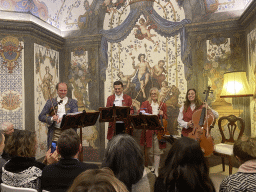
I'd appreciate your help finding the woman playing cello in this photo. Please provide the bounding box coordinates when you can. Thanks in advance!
[177,89,219,137]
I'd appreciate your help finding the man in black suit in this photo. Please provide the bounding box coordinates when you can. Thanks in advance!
[41,129,98,192]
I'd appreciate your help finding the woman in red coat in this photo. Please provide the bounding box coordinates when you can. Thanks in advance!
[139,87,167,177]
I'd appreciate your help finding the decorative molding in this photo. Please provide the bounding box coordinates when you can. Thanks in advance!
[65,34,102,48]
[186,19,243,35]
[0,20,65,47]
[239,0,256,28]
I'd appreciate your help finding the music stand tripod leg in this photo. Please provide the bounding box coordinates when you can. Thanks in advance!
[143,123,148,167]
[79,126,83,162]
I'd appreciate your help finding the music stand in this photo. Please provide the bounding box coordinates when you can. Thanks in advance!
[130,113,163,167]
[99,106,130,136]
[61,111,100,162]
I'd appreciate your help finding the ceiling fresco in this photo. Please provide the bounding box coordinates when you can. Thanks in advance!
[0,0,253,33]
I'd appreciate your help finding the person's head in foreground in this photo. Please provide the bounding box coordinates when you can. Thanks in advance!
[57,128,81,159]
[67,167,128,192]
[157,137,215,192]
[102,134,144,191]
[233,136,256,164]
[5,129,37,158]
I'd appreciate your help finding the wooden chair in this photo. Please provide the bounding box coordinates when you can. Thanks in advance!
[213,115,245,175]
[1,183,37,192]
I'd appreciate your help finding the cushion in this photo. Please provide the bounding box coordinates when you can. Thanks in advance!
[214,143,233,156]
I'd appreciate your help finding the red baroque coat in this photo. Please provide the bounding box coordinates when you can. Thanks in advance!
[138,100,167,148]
[106,94,134,140]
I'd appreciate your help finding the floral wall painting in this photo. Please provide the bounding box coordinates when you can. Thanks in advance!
[34,43,59,159]
[69,48,99,151]
[69,48,90,108]
[205,37,231,103]
[0,36,24,131]
[0,91,22,111]
[249,27,256,137]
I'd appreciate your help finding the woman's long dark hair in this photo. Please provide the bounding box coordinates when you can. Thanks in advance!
[102,134,144,191]
[158,137,215,192]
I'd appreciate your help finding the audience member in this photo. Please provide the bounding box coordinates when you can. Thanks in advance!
[154,137,215,192]
[1,122,15,161]
[67,167,128,192]
[0,132,6,183]
[219,136,256,192]
[102,134,155,192]
[2,130,46,190]
[41,128,98,192]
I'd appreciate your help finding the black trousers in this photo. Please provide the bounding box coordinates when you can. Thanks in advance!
[115,123,125,136]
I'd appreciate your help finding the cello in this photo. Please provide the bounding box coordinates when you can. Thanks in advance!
[188,87,214,156]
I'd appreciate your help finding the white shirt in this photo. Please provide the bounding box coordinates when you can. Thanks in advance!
[151,101,159,115]
[114,93,123,107]
[114,93,124,123]
[55,96,68,128]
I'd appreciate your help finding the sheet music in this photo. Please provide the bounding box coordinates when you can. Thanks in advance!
[66,112,82,115]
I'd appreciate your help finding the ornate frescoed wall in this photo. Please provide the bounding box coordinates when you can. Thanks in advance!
[34,43,59,158]
[248,27,256,137]
[69,48,100,161]
[0,36,24,130]
[99,0,194,139]
[0,0,252,32]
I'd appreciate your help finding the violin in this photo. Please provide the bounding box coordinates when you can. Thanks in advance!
[188,87,214,156]
[48,100,63,116]
[157,115,169,141]
[157,90,171,141]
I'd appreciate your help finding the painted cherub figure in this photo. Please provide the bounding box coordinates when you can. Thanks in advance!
[134,16,157,43]
[159,81,171,102]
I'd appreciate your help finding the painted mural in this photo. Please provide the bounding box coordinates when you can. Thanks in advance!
[103,0,187,136]
[34,43,59,159]
[0,0,252,31]
[0,36,24,131]
[249,27,256,137]
[69,48,100,161]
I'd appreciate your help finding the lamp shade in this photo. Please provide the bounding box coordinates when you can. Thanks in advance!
[220,72,253,98]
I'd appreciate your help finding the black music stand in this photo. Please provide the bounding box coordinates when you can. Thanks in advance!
[130,113,163,167]
[61,111,100,162]
[99,106,130,137]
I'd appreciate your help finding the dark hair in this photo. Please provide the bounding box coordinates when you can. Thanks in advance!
[102,134,144,191]
[67,168,128,192]
[138,54,145,62]
[158,137,215,192]
[5,130,37,158]
[56,82,68,90]
[233,136,256,163]
[113,81,123,88]
[57,129,80,158]
[184,89,202,112]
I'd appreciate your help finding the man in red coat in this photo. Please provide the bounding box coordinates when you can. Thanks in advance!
[139,87,167,177]
[106,81,134,140]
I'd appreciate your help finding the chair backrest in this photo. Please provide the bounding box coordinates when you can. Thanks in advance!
[218,115,245,143]
[1,183,37,192]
